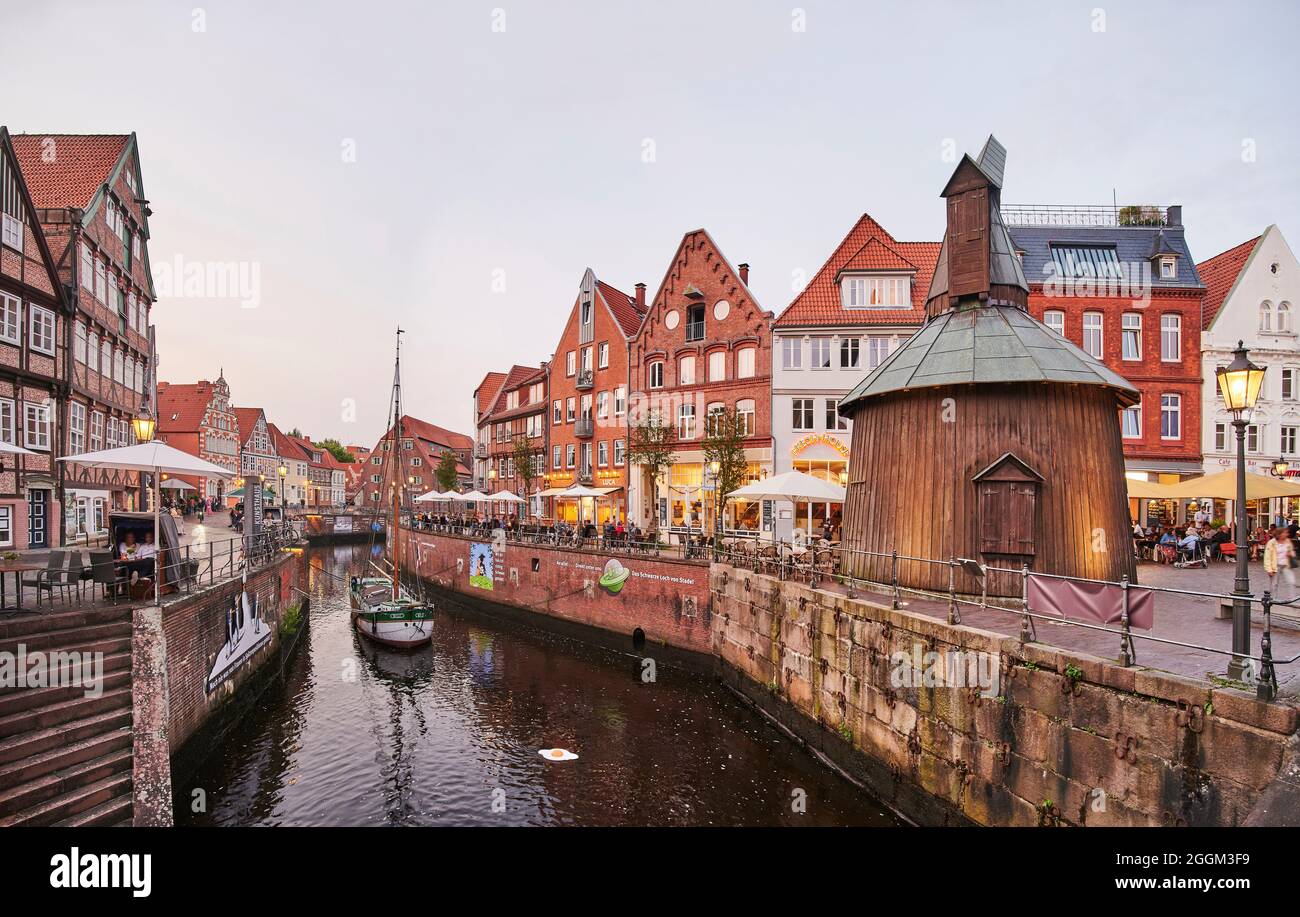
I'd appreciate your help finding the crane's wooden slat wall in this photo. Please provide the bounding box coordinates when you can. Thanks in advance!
[841,382,1136,596]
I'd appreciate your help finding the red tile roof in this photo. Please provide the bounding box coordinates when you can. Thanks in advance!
[10,134,129,209]
[389,415,473,452]
[775,213,941,328]
[156,381,213,433]
[481,364,544,420]
[231,407,266,448]
[475,371,508,416]
[1198,235,1262,330]
[598,279,646,338]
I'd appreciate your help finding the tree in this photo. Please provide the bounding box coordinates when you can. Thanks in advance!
[435,450,460,492]
[511,435,538,500]
[317,438,355,463]
[702,407,749,538]
[627,413,676,527]
[288,427,304,439]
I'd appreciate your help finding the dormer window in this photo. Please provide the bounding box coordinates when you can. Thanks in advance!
[1159,256,1177,280]
[842,275,911,309]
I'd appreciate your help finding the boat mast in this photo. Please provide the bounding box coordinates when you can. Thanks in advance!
[391,327,404,601]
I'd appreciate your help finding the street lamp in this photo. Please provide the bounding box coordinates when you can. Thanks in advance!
[1216,340,1266,681]
[1271,458,1289,478]
[131,398,156,444]
[278,464,288,513]
[708,460,722,548]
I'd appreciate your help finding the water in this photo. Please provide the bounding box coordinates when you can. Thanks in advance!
[176,544,897,827]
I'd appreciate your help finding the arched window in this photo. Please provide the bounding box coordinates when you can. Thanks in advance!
[1261,301,1273,332]
[1280,302,1293,333]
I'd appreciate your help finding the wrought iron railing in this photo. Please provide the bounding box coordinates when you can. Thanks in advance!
[1001,203,1169,228]
[711,540,1293,701]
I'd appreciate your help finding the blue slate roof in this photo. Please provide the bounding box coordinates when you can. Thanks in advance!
[1008,223,1203,289]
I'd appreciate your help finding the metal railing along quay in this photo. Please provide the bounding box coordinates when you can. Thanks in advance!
[2,522,302,612]
[711,540,1294,702]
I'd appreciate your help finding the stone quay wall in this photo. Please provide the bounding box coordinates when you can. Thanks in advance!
[710,563,1300,827]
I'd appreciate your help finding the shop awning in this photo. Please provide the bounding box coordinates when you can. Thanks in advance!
[1161,470,1300,500]
[593,487,622,495]
[537,487,568,497]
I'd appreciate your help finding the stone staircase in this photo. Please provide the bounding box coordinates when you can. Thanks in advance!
[0,606,135,826]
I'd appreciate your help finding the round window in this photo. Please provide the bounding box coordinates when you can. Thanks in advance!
[664,310,680,330]
[714,300,730,320]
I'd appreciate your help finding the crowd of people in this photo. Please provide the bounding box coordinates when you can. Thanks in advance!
[410,512,659,550]
[1134,509,1300,599]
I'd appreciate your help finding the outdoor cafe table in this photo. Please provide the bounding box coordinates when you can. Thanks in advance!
[0,560,44,612]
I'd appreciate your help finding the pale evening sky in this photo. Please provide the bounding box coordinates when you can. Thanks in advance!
[1,0,1296,447]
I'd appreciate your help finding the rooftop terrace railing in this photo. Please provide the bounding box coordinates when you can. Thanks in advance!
[1001,203,1169,228]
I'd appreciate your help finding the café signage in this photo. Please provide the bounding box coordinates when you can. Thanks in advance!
[790,433,849,458]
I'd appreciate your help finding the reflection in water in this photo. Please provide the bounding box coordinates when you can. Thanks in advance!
[177,544,897,827]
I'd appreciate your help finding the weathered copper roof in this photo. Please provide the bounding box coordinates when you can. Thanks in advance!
[838,305,1139,412]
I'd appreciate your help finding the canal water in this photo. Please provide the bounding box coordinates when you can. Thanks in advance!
[176,544,897,827]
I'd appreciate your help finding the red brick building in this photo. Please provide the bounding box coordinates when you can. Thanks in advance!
[481,364,547,517]
[628,229,774,533]
[1007,206,1205,486]
[13,133,157,534]
[0,128,68,548]
[362,415,472,508]
[156,374,239,501]
[545,269,645,524]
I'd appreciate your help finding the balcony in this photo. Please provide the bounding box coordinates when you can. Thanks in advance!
[1000,203,1170,228]
[575,370,594,390]
[574,418,594,438]
[577,467,594,486]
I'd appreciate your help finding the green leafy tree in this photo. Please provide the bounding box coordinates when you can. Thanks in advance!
[317,438,355,463]
[435,450,460,492]
[511,435,538,500]
[627,413,676,529]
[702,407,749,539]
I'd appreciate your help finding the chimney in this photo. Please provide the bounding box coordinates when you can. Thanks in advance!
[738,263,750,285]
[634,283,646,308]
[1166,205,1182,227]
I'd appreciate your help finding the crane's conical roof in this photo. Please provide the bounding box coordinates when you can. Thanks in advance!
[838,305,1139,413]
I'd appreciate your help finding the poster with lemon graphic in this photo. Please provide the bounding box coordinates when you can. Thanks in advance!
[598,558,631,595]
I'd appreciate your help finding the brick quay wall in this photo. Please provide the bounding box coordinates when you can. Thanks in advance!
[710,563,1300,827]
[133,552,304,824]
[397,527,712,656]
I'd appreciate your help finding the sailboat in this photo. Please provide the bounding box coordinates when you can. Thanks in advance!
[350,328,435,648]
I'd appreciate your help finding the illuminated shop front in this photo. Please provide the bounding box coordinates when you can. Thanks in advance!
[789,433,850,536]
[662,460,767,534]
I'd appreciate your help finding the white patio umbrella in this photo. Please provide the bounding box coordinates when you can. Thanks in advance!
[727,470,847,540]
[413,489,445,502]
[59,442,236,606]
[160,478,196,491]
[459,490,491,503]
[488,491,526,503]
[0,441,37,456]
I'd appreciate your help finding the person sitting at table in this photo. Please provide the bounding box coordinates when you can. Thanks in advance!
[1207,525,1233,559]
[118,532,155,583]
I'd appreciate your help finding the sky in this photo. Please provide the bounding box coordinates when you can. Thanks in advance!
[1,0,1297,447]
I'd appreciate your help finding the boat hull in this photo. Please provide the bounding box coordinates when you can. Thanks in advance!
[349,578,434,649]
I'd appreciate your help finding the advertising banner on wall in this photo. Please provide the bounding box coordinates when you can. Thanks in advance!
[469,542,494,590]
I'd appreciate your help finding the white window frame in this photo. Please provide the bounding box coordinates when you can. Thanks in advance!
[737,346,756,379]
[0,213,22,251]
[1160,314,1181,362]
[0,399,14,445]
[23,401,51,451]
[1122,404,1141,439]
[1044,310,1065,337]
[792,398,814,432]
[782,337,802,370]
[1160,394,1181,441]
[648,361,663,389]
[0,293,19,345]
[1121,313,1141,361]
[28,305,55,355]
[1082,312,1103,359]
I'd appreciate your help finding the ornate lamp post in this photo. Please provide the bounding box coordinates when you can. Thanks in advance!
[1216,341,1266,681]
[277,463,288,514]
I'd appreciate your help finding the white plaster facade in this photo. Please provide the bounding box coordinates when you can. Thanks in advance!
[1201,225,1300,482]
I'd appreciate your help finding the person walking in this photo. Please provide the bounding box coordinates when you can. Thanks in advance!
[1264,527,1298,600]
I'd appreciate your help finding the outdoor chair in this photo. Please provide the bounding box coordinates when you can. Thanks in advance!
[90,550,128,604]
[21,551,67,608]
[815,549,836,580]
